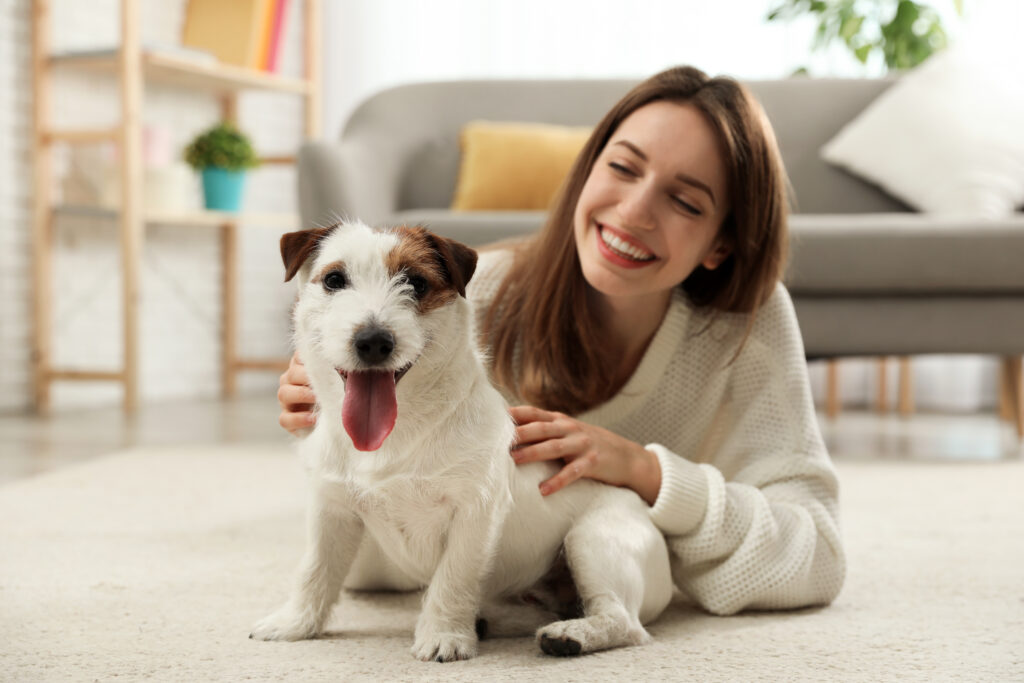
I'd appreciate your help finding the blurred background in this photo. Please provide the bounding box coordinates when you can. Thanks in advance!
[1,0,1022,472]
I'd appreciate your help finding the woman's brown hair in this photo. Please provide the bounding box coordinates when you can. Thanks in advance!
[483,66,789,415]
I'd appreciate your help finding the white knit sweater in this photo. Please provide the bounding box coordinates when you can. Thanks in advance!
[469,249,845,616]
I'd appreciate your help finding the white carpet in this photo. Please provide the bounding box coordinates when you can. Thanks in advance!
[1,445,1022,682]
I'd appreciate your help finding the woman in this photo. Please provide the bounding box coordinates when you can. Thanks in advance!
[278,66,845,616]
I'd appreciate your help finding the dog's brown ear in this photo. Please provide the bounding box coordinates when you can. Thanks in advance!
[281,227,334,282]
[424,231,477,298]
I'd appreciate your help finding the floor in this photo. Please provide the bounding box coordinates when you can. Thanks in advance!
[1,394,1022,484]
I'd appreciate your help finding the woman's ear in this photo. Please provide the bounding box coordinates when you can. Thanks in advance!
[701,240,732,271]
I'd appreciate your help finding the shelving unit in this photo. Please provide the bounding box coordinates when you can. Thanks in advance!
[31,0,321,413]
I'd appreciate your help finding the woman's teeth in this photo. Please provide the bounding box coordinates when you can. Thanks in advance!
[599,227,655,261]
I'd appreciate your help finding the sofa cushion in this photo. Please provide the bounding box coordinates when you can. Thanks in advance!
[821,45,1024,217]
[786,214,1024,294]
[451,121,591,211]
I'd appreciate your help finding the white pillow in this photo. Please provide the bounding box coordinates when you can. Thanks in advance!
[821,44,1024,217]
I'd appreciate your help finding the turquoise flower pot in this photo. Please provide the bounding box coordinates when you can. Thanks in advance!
[200,167,246,211]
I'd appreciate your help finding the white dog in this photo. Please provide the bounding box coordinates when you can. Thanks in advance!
[250,220,672,661]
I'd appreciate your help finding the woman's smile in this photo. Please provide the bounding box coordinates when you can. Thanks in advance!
[596,222,658,268]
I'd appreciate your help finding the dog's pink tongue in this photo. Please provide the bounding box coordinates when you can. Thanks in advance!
[342,370,398,451]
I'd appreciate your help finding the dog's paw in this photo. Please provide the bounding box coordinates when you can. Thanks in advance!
[539,632,583,657]
[249,607,319,642]
[536,614,649,656]
[411,627,478,662]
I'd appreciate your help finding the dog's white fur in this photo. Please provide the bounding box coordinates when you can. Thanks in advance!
[251,221,673,660]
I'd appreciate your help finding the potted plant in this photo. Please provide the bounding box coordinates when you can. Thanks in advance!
[183,121,260,211]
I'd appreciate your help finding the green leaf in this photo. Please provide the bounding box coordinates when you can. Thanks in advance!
[840,15,865,40]
[854,44,872,63]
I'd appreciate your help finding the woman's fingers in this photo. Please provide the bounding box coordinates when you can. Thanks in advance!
[283,352,311,387]
[508,405,557,425]
[277,381,317,408]
[278,352,317,435]
[279,408,316,434]
[513,419,566,447]
[538,452,597,496]
[513,431,589,464]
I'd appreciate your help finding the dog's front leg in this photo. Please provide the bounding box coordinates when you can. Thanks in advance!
[411,503,504,662]
[250,501,364,641]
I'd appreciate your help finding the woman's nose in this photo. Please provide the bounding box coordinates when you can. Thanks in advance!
[618,182,657,230]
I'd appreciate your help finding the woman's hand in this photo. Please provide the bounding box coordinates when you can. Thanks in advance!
[509,406,662,505]
[278,352,317,436]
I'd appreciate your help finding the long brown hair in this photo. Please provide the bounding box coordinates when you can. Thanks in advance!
[484,66,789,415]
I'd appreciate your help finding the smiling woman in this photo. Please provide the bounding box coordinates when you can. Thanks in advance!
[486,67,787,416]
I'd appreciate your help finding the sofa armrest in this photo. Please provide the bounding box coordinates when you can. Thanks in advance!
[297,139,404,229]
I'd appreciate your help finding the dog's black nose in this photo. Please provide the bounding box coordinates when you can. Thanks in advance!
[354,328,395,365]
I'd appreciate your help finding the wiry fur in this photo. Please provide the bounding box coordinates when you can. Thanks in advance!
[251,220,674,661]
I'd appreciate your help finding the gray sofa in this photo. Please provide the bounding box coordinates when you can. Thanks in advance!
[297,78,1024,361]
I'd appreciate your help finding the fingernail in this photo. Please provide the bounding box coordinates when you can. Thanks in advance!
[306,414,317,424]
[538,483,551,495]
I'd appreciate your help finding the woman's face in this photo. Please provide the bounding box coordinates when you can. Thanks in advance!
[573,100,731,303]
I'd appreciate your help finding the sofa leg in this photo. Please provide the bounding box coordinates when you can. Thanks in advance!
[898,357,914,417]
[1001,356,1023,440]
[826,360,840,419]
[875,358,888,414]
[999,358,1013,421]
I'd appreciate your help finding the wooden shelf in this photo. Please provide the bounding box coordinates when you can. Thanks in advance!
[55,204,300,228]
[50,48,312,95]
[33,0,321,413]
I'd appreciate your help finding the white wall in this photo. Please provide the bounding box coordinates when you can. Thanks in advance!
[0,1,33,412]
[323,0,844,141]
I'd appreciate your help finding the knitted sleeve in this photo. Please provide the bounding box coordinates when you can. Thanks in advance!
[646,285,846,615]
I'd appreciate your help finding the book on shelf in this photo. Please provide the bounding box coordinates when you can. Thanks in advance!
[181,0,289,73]
[265,0,291,72]
[182,0,269,70]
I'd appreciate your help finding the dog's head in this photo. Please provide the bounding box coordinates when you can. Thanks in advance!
[281,221,478,452]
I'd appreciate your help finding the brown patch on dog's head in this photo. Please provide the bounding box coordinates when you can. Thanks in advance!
[311,260,347,286]
[281,225,337,282]
[386,226,478,312]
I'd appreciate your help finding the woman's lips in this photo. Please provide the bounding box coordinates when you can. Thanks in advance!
[595,222,657,269]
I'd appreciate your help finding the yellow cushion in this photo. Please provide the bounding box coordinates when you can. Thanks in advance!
[451,121,593,211]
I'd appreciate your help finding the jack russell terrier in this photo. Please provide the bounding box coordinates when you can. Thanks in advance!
[250,220,672,661]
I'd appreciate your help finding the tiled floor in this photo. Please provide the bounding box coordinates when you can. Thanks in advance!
[0,395,1021,484]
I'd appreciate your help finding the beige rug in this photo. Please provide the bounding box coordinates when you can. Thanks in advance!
[1,444,1021,682]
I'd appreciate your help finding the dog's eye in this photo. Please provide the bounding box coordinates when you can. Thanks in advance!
[322,270,348,291]
[406,273,429,299]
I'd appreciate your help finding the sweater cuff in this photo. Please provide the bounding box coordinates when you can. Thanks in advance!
[646,443,709,536]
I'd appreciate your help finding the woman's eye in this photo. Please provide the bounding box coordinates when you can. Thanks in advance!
[322,271,347,291]
[406,274,429,298]
[609,162,634,176]
[673,197,702,216]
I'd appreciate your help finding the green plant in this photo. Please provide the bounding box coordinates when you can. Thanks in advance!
[766,0,962,72]
[183,121,260,171]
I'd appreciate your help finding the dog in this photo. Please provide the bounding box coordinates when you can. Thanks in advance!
[250,220,673,661]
